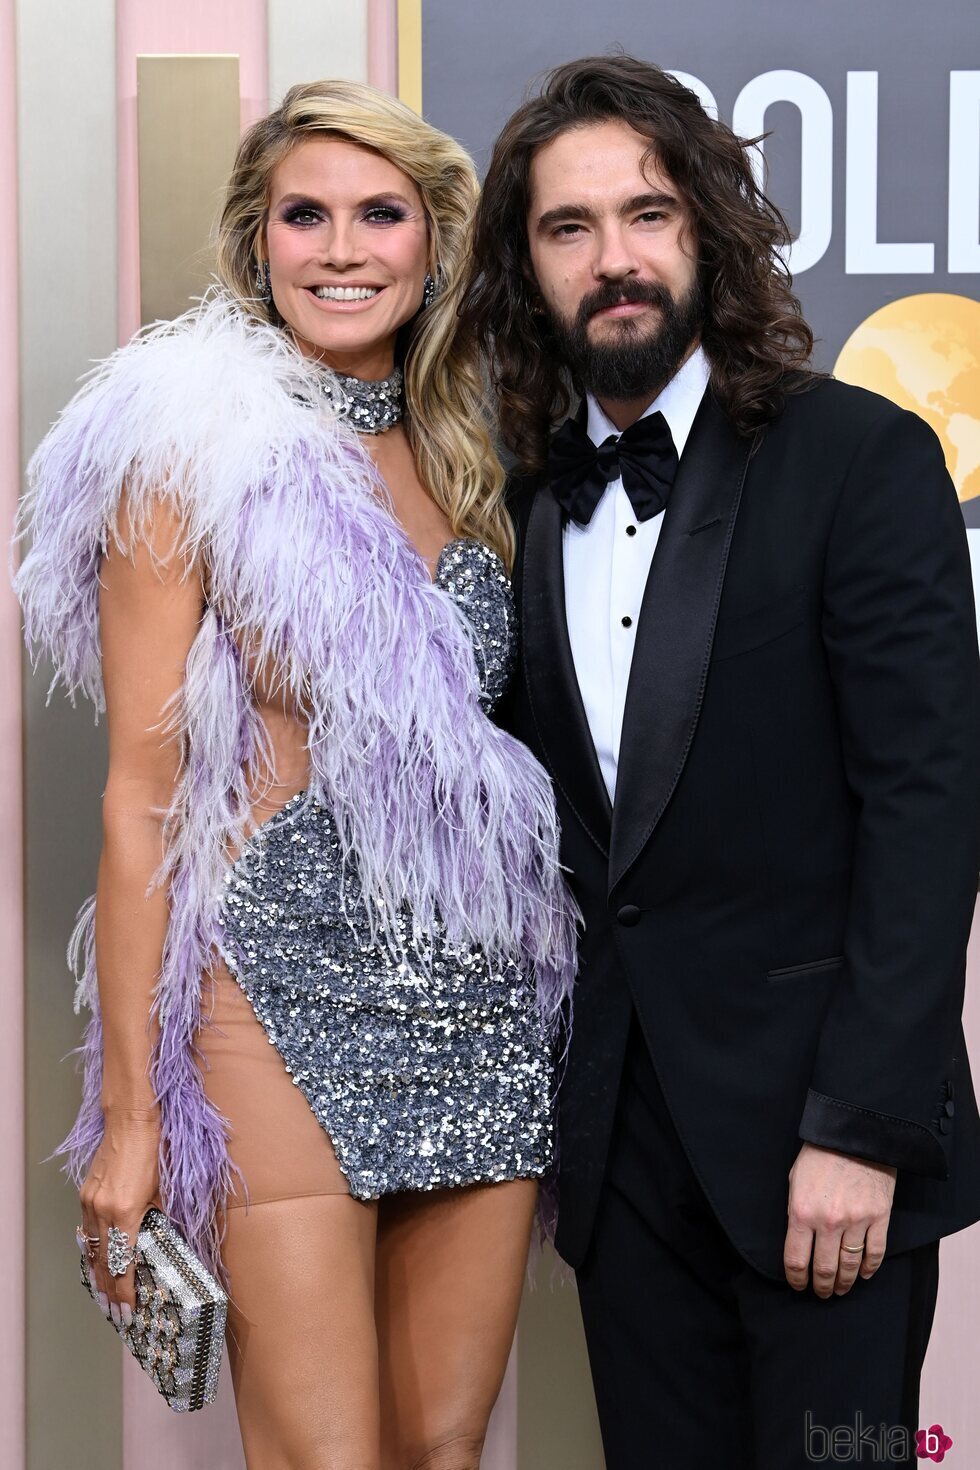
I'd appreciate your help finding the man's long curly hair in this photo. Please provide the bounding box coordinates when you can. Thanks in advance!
[460,55,817,472]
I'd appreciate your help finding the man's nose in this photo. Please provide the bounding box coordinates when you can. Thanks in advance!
[592,223,640,281]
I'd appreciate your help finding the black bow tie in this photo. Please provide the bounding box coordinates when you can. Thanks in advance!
[548,410,679,526]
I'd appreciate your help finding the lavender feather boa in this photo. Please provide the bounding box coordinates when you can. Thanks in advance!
[14,292,578,1272]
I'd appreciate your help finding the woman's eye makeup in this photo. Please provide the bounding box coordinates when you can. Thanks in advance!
[277,199,410,227]
[281,203,322,226]
[364,204,407,224]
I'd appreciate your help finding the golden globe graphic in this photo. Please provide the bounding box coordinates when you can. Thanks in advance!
[834,294,980,523]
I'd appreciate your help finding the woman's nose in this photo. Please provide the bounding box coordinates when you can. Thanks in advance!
[319,219,366,269]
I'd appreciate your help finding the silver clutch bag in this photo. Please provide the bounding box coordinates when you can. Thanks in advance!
[80,1206,228,1412]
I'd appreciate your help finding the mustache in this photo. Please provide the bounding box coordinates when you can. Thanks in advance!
[576,279,674,327]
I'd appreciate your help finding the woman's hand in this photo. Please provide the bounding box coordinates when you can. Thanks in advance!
[79,1107,161,1330]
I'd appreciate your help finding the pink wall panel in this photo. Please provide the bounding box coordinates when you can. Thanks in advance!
[0,0,24,1465]
[123,1352,245,1470]
[367,0,398,94]
[920,901,980,1454]
[115,0,269,342]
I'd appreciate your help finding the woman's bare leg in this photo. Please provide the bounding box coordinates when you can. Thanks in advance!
[374,1177,538,1470]
[221,1193,380,1469]
[198,963,382,1469]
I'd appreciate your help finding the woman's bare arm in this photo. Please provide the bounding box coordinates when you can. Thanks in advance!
[80,493,205,1325]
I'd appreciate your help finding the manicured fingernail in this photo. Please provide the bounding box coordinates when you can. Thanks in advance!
[120,1303,133,1328]
[97,1291,110,1316]
[110,1303,122,1328]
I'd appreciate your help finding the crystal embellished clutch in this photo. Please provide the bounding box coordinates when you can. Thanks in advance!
[80,1207,227,1412]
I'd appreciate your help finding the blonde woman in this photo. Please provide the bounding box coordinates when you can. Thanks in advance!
[16,82,576,1469]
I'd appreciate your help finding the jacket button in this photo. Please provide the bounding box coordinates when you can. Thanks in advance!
[617,904,641,927]
[944,1099,955,1118]
[939,1116,951,1135]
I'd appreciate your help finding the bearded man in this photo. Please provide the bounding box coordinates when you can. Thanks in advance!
[462,55,980,1469]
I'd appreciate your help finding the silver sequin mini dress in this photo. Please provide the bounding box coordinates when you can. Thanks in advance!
[217,539,554,1200]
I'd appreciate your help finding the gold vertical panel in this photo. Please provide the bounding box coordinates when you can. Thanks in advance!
[397,0,422,113]
[138,55,241,325]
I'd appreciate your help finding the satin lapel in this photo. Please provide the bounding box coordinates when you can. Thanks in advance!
[522,486,612,856]
[609,394,752,890]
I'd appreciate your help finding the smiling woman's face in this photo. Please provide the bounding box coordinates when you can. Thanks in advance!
[263,134,430,379]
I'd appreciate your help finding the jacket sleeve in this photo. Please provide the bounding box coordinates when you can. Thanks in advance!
[798,406,980,1177]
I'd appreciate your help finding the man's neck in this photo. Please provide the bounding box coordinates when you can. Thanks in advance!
[593,338,701,432]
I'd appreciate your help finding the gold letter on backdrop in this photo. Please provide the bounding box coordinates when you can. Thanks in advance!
[137,55,241,325]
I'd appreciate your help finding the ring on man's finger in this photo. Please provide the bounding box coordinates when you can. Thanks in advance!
[840,1242,866,1255]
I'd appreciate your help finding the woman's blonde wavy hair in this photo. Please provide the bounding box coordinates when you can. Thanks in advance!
[216,79,511,568]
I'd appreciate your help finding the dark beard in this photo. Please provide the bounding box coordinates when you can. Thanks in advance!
[546,276,704,402]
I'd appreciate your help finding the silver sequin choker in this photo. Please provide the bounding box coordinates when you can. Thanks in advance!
[316,365,404,435]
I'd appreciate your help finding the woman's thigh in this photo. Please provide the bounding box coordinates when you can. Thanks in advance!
[197,960,353,1205]
[374,1176,538,1469]
[197,962,382,1470]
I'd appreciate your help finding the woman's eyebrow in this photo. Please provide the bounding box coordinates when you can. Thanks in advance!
[273,191,415,210]
[274,191,325,210]
[359,192,415,209]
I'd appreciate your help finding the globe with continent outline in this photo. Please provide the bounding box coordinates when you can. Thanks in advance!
[834,293,980,523]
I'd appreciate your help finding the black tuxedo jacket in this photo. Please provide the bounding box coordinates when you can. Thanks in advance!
[500,379,980,1280]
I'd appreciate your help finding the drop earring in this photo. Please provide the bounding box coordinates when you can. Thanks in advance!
[422,266,442,310]
[255,260,272,301]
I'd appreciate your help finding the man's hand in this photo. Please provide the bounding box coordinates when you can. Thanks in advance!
[783,1143,897,1298]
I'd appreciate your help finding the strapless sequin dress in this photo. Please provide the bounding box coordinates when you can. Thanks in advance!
[217,539,554,1199]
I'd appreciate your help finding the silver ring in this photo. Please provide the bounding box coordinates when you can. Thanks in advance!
[106,1225,137,1277]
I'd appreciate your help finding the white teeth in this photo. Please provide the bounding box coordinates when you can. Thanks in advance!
[312,285,381,301]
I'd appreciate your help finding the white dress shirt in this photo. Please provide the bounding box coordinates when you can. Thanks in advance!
[563,346,711,803]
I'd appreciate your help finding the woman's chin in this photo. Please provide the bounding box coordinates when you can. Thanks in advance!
[284,320,397,368]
